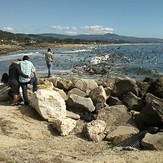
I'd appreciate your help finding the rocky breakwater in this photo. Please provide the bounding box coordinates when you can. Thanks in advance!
[1,76,163,150]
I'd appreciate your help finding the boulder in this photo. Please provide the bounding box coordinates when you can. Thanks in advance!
[67,88,87,97]
[141,132,163,150]
[47,76,61,87]
[52,117,76,136]
[56,78,73,91]
[66,110,80,120]
[72,78,98,92]
[97,105,135,127]
[147,77,163,98]
[89,86,107,112]
[106,96,122,106]
[67,94,95,112]
[30,89,66,120]
[106,126,139,144]
[135,99,163,130]
[53,87,68,101]
[137,81,150,97]
[83,120,106,142]
[112,77,139,97]
[37,78,54,90]
[89,86,107,104]
[145,93,163,104]
[121,92,144,111]
[104,86,112,97]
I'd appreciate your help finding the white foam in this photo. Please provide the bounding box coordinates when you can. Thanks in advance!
[60,48,93,54]
[90,54,109,64]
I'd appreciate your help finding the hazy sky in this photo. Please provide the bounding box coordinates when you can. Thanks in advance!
[1,0,163,38]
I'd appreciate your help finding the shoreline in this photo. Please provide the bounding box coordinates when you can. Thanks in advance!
[0,42,162,83]
[0,42,163,56]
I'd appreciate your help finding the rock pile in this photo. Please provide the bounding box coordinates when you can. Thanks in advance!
[1,76,163,150]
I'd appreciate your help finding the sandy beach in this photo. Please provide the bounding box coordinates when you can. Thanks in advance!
[0,43,93,56]
[0,102,163,163]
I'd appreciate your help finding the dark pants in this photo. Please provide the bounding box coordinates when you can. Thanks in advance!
[20,77,38,104]
[46,61,52,77]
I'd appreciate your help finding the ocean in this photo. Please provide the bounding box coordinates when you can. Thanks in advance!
[0,44,163,82]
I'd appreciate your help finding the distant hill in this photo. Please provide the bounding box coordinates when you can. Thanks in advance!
[30,33,163,44]
[1,30,163,45]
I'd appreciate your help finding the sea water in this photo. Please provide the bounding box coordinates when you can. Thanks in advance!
[0,44,163,82]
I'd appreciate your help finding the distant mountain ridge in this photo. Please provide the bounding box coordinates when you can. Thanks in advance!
[32,33,163,43]
[1,30,163,45]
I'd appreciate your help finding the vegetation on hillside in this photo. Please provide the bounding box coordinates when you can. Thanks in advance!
[1,30,163,47]
[1,30,163,55]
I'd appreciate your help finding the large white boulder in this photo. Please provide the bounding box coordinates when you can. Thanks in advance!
[30,89,66,120]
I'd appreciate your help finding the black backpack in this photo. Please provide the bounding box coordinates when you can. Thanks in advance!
[1,73,9,84]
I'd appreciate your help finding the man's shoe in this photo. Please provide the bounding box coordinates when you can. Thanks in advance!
[24,102,29,106]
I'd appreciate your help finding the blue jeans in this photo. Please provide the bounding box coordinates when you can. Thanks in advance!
[46,61,52,77]
[20,77,38,104]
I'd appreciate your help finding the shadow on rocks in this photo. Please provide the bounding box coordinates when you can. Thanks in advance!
[47,123,61,136]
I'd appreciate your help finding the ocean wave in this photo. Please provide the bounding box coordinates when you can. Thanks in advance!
[90,54,109,64]
[60,49,92,54]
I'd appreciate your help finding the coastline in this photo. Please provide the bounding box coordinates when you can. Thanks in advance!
[1,42,163,56]
[0,43,97,56]
[0,42,163,82]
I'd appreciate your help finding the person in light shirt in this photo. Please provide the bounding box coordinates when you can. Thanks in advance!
[19,55,38,105]
[45,48,54,77]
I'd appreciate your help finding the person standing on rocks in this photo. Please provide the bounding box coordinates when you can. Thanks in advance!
[19,55,38,105]
[8,59,29,105]
[45,48,54,77]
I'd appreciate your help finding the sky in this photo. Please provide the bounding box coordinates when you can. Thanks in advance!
[0,0,163,38]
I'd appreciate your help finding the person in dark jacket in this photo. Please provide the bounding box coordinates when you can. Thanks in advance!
[8,59,29,105]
